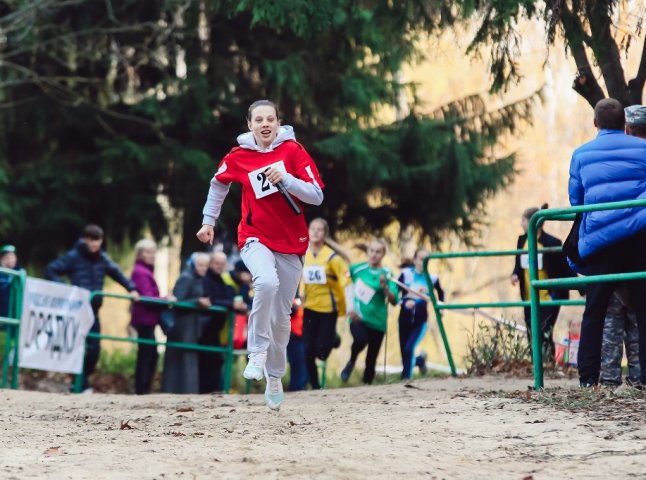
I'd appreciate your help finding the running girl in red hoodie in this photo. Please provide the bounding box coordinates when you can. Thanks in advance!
[196,100,324,410]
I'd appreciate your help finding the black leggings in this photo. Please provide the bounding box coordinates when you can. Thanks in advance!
[349,321,385,384]
[522,305,561,362]
[303,309,338,389]
[134,325,158,395]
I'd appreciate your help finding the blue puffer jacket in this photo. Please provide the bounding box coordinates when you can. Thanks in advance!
[569,129,646,259]
[46,240,135,311]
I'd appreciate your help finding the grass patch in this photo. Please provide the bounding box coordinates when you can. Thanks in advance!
[501,386,646,423]
[465,322,532,375]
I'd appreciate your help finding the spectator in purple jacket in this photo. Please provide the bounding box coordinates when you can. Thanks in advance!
[130,239,174,394]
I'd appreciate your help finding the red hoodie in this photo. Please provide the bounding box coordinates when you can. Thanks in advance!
[214,140,324,255]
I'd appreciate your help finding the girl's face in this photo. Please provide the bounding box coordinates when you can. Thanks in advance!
[248,105,280,149]
[521,216,529,233]
[367,241,386,267]
[413,249,429,271]
[194,258,209,277]
[308,220,327,245]
[139,247,156,266]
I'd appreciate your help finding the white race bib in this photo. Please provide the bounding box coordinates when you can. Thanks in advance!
[248,160,288,199]
[354,278,376,305]
[520,253,543,270]
[303,265,327,285]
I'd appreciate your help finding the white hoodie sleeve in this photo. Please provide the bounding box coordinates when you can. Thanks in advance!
[202,177,231,226]
[281,172,324,206]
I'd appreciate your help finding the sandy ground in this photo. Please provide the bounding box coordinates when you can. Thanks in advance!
[1,376,644,480]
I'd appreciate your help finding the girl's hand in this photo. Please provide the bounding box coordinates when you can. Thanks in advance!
[196,224,214,245]
[264,167,284,185]
[348,311,360,322]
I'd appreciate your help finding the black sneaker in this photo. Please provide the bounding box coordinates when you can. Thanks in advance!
[416,352,428,375]
[340,362,354,382]
[580,380,597,388]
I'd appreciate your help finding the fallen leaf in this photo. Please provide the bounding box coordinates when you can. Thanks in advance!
[173,431,185,437]
[171,422,183,427]
[193,432,204,436]
[176,407,194,413]
[44,447,61,455]
[120,420,133,430]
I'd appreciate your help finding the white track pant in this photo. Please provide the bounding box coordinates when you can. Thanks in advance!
[240,239,303,378]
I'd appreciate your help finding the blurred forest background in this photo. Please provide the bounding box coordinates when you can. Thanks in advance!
[2,0,646,369]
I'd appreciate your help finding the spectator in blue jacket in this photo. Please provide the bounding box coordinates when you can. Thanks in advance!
[46,224,139,392]
[568,98,646,388]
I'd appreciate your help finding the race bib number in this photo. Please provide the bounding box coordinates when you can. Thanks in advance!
[354,278,376,305]
[248,160,288,199]
[520,253,543,270]
[303,265,327,285]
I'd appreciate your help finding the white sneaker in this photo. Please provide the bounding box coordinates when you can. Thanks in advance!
[243,351,267,381]
[265,375,284,411]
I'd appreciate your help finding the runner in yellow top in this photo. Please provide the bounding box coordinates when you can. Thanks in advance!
[302,218,348,389]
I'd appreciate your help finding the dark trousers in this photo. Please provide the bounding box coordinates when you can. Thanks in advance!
[349,321,385,384]
[286,334,308,391]
[578,230,646,385]
[399,315,427,379]
[303,309,338,389]
[522,305,561,362]
[134,325,158,395]
[80,315,101,391]
[198,314,225,393]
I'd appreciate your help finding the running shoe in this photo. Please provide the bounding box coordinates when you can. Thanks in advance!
[340,361,354,382]
[265,375,284,410]
[416,352,428,375]
[243,351,267,381]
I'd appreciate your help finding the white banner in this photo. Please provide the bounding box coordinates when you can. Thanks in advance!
[19,278,95,374]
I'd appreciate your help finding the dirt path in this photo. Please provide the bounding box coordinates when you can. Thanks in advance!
[1,376,644,479]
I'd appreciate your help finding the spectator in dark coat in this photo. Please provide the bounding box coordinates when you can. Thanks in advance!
[46,224,138,392]
[161,253,211,394]
[511,205,577,361]
[130,239,175,394]
[199,252,246,393]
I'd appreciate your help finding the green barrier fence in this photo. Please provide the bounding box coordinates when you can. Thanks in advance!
[0,267,26,390]
[0,282,247,393]
[423,247,586,377]
[73,291,243,393]
[527,198,646,390]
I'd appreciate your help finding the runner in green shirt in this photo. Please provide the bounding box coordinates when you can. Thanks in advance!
[341,239,399,384]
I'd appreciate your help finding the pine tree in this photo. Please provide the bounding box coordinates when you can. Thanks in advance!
[0,0,533,265]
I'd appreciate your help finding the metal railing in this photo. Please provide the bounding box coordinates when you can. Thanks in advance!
[0,282,248,393]
[423,248,586,377]
[527,198,646,389]
[0,267,26,389]
[73,291,244,393]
